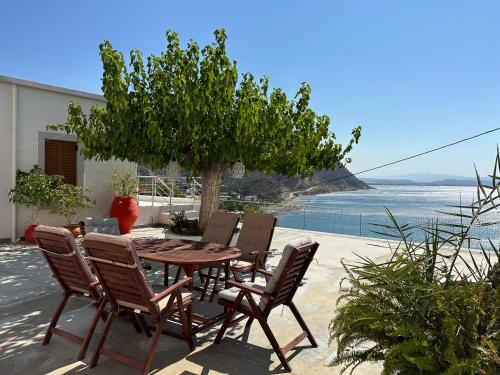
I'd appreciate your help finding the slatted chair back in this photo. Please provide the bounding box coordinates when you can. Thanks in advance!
[262,239,318,312]
[235,213,277,262]
[33,225,99,299]
[201,212,240,246]
[82,233,161,320]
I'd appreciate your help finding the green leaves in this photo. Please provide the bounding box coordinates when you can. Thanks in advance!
[8,166,63,209]
[49,183,94,225]
[329,148,500,374]
[49,28,360,177]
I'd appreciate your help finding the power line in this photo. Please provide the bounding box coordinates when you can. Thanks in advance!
[279,127,500,196]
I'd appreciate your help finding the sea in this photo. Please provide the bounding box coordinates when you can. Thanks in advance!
[277,185,500,249]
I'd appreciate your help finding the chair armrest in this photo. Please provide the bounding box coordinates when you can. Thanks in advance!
[150,277,192,303]
[226,280,272,298]
[89,280,100,288]
[256,268,273,277]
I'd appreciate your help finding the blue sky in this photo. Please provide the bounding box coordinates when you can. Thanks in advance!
[2,1,499,177]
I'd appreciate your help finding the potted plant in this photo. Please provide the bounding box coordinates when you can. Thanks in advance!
[8,166,62,243]
[50,183,95,237]
[164,210,202,237]
[109,168,139,234]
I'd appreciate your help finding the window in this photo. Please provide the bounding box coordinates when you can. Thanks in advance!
[44,139,77,185]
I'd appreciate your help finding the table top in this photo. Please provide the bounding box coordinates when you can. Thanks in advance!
[134,238,242,267]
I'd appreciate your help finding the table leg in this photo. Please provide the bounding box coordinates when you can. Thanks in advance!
[224,261,230,289]
[164,264,169,286]
[184,265,195,341]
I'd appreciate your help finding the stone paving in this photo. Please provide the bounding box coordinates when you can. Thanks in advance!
[0,227,387,375]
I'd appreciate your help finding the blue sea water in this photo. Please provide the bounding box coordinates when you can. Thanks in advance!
[277,185,500,248]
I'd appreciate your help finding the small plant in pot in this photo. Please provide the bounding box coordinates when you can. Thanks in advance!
[50,183,95,237]
[8,166,62,243]
[165,211,202,236]
[110,168,139,234]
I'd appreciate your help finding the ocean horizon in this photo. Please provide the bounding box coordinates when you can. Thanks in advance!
[277,185,499,249]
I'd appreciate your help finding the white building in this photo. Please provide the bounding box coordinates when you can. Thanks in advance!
[0,75,135,241]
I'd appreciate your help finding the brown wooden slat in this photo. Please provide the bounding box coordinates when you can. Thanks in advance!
[46,254,74,264]
[281,331,307,354]
[100,348,144,369]
[59,274,88,288]
[51,327,84,344]
[86,248,130,263]
[103,279,141,295]
[94,262,131,275]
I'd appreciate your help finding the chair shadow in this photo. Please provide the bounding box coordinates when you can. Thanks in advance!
[185,338,273,375]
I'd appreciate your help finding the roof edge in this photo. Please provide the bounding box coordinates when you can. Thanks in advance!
[0,74,105,102]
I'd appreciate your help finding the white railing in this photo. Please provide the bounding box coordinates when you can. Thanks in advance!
[137,176,202,206]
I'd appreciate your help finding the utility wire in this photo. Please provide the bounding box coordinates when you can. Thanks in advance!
[278,127,500,196]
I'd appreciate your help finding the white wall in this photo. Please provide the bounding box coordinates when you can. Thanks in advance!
[0,83,14,239]
[0,78,136,239]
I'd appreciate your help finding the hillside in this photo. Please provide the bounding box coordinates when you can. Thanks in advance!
[222,167,370,201]
[138,165,370,201]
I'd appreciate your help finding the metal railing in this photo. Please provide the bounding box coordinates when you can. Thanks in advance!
[219,199,500,250]
[137,176,202,206]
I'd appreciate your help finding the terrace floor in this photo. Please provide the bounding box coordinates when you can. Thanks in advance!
[0,227,388,375]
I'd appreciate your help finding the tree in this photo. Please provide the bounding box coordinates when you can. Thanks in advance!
[51,29,361,229]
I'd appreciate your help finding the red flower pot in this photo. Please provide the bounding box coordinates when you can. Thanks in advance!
[24,224,38,243]
[110,196,139,234]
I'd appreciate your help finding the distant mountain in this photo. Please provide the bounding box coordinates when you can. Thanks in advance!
[138,164,370,200]
[362,176,478,187]
[371,173,476,183]
[223,167,370,201]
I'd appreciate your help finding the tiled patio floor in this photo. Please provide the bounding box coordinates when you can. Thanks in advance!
[0,227,387,375]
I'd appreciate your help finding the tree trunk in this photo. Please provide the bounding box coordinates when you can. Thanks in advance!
[199,163,226,231]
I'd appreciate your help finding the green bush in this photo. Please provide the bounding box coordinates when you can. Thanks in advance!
[8,166,63,223]
[49,184,95,224]
[111,168,138,197]
[329,149,500,374]
[166,210,202,236]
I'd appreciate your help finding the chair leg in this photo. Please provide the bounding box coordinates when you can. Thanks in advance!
[250,265,257,282]
[245,317,254,328]
[90,310,116,368]
[209,266,223,302]
[164,264,169,286]
[142,314,168,375]
[77,298,106,360]
[43,292,70,345]
[199,267,213,302]
[137,314,152,338]
[177,296,195,351]
[256,316,291,372]
[131,311,144,334]
[214,292,245,345]
[174,266,183,283]
[213,307,238,345]
[289,302,317,347]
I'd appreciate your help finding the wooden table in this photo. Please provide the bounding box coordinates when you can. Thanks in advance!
[134,238,242,333]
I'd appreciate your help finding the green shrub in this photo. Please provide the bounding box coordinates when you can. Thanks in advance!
[111,168,138,197]
[329,149,500,374]
[8,166,63,223]
[49,184,95,224]
[166,210,202,236]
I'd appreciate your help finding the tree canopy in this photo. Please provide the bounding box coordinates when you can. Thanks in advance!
[52,28,360,176]
[51,28,361,228]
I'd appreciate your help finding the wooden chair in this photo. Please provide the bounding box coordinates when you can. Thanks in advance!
[196,212,240,301]
[230,213,277,282]
[82,232,194,375]
[33,225,105,361]
[214,238,319,372]
[201,213,276,302]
